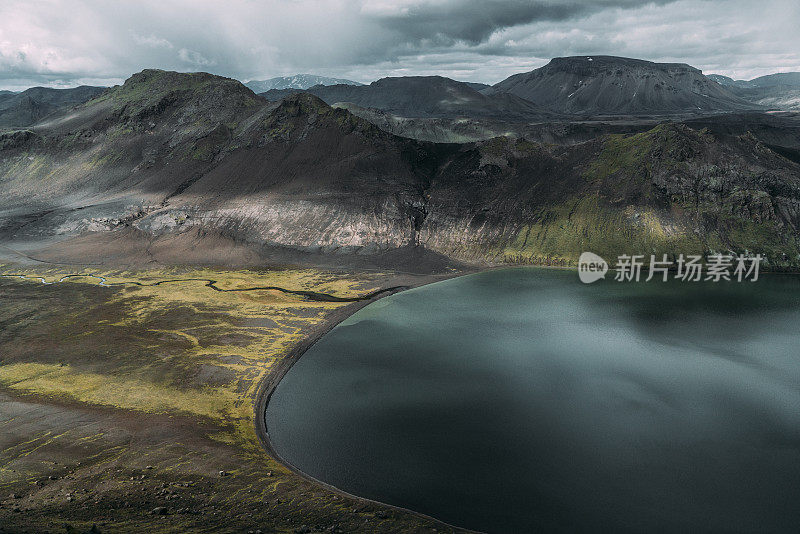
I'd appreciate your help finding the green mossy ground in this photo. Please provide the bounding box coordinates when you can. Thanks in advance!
[495,124,800,267]
[0,268,454,533]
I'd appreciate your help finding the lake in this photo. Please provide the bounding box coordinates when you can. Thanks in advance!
[265,268,800,533]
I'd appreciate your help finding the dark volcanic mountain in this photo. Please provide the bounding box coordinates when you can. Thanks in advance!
[489,56,757,115]
[1,69,799,270]
[260,76,558,121]
[0,86,106,128]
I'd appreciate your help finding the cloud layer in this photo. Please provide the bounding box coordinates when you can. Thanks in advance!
[0,0,798,90]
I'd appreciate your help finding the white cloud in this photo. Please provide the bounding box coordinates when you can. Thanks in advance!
[178,48,214,67]
[0,0,797,89]
[131,33,173,49]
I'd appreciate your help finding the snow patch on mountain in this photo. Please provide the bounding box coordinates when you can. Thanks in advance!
[245,74,362,92]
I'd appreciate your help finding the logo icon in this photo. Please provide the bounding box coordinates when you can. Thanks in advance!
[578,252,608,284]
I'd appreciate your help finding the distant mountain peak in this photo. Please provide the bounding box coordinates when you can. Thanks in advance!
[259,74,556,121]
[271,92,332,117]
[707,72,800,111]
[97,69,261,122]
[120,69,248,95]
[708,72,800,89]
[489,55,756,115]
[245,74,363,93]
[545,55,699,74]
[0,85,105,128]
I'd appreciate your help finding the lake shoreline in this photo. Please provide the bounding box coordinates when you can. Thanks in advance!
[251,261,783,531]
[259,267,800,533]
[1,266,472,533]
[253,268,481,534]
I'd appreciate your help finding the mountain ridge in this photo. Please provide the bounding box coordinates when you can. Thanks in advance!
[259,75,560,121]
[2,68,800,271]
[709,72,800,111]
[0,85,105,128]
[245,74,362,93]
[709,72,800,88]
[488,55,758,115]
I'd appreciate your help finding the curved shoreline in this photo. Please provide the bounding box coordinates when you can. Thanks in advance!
[3,266,480,529]
[252,271,482,534]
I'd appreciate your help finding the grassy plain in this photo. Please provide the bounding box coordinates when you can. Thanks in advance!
[0,266,456,533]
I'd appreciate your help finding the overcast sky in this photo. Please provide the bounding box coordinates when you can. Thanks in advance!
[0,0,798,90]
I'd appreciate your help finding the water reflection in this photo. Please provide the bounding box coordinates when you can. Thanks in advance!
[267,268,800,533]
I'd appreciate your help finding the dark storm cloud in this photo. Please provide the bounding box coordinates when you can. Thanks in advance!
[365,0,679,45]
[0,1,797,90]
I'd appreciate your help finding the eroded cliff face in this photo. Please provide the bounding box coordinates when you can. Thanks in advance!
[419,125,800,266]
[144,198,414,252]
[2,70,799,270]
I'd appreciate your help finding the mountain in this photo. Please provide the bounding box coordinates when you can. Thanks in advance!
[0,86,106,128]
[0,69,448,268]
[260,76,558,121]
[747,72,800,88]
[709,72,800,89]
[0,91,16,108]
[463,82,491,91]
[244,74,362,93]
[488,56,757,115]
[709,72,800,111]
[333,101,673,144]
[737,87,800,111]
[707,74,738,87]
[2,69,800,270]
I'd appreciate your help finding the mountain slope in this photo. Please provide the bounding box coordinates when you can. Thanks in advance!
[260,76,558,121]
[0,70,454,267]
[709,72,800,89]
[333,101,677,144]
[0,68,269,231]
[707,74,739,87]
[736,87,800,111]
[463,82,491,91]
[0,86,105,128]
[2,69,800,270]
[423,124,800,264]
[748,73,800,88]
[709,72,800,111]
[245,74,362,92]
[489,56,757,115]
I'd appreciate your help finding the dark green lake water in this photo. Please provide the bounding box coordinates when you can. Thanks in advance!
[265,268,800,533]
